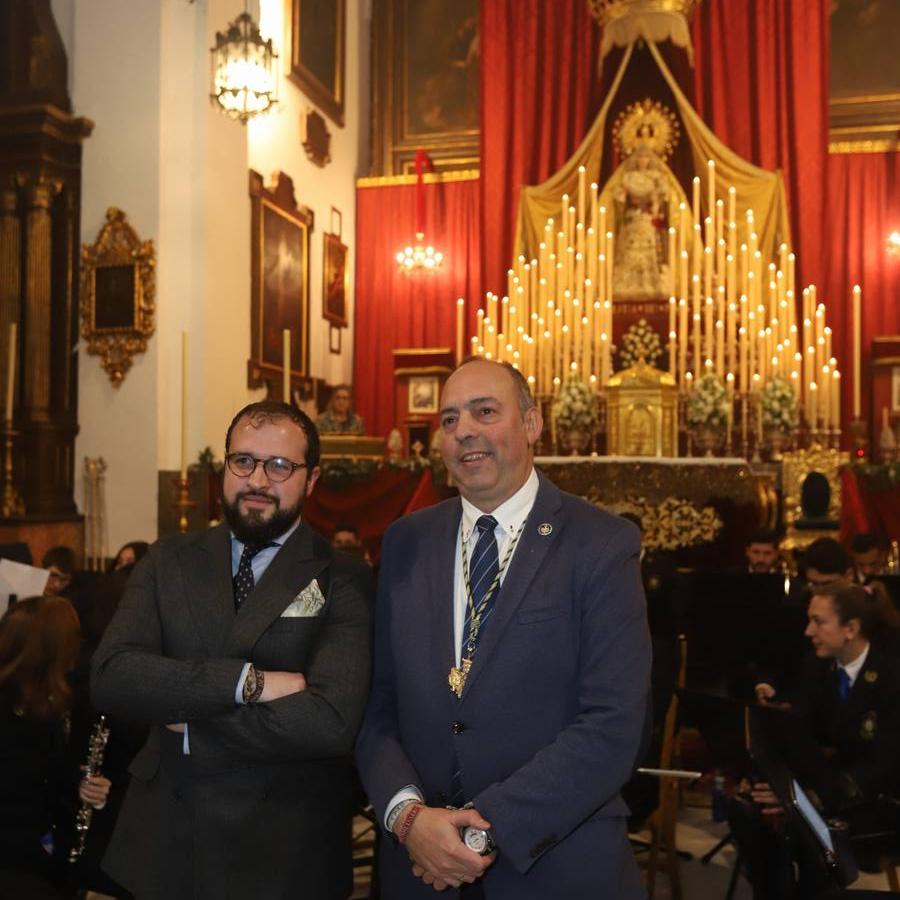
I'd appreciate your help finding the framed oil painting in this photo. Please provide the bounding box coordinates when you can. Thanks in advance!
[80,207,156,386]
[290,0,345,127]
[323,232,348,327]
[371,0,480,174]
[829,0,900,150]
[408,375,439,415]
[248,170,313,388]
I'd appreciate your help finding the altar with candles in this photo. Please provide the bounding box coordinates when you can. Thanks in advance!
[460,39,864,465]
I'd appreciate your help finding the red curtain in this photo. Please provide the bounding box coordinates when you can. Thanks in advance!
[691,0,830,289]
[353,177,481,437]
[822,151,900,426]
[479,0,602,295]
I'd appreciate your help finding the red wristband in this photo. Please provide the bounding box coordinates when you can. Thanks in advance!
[396,802,423,844]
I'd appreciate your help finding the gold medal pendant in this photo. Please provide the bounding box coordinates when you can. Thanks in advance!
[448,657,472,697]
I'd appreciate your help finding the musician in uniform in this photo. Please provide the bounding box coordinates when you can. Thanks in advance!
[733,581,900,899]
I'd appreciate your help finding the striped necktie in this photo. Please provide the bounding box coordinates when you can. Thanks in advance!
[462,515,500,650]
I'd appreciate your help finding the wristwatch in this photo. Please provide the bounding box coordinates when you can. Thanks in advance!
[462,826,495,856]
[242,664,265,704]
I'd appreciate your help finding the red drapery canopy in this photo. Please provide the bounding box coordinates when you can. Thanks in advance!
[479,0,602,295]
[691,0,830,289]
[353,176,481,437]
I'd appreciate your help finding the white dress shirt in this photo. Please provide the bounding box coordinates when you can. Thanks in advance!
[839,641,869,688]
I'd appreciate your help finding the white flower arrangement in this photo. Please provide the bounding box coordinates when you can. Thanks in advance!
[619,318,662,369]
[761,374,799,433]
[686,373,730,429]
[553,377,599,434]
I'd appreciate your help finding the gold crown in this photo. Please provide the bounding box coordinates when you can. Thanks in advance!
[588,0,701,28]
[612,98,680,161]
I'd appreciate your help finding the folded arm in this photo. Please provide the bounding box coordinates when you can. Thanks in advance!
[91,548,247,724]
[186,564,373,772]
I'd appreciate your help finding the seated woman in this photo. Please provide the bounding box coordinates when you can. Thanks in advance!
[316,384,365,434]
[0,595,110,899]
[734,581,900,899]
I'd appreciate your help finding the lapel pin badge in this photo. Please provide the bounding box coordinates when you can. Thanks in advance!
[864,670,878,683]
[538,523,552,536]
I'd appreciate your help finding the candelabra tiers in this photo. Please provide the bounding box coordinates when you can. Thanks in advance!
[0,425,24,518]
[173,474,196,534]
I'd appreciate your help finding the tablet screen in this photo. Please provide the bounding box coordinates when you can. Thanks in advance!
[792,778,834,854]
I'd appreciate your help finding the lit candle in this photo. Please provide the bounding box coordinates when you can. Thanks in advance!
[726,372,734,446]
[181,331,189,479]
[692,176,700,226]
[809,381,818,430]
[282,329,291,403]
[456,297,465,364]
[852,285,862,419]
[4,322,16,424]
[577,166,586,226]
[669,296,677,374]
[832,370,841,431]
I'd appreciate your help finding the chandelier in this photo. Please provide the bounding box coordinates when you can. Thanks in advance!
[210,7,278,123]
[395,150,444,273]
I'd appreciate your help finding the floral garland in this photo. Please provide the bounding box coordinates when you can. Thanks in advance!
[686,373,729,429]
[619,318,662,369]
[553,377,599,434]
[761,375,799,433]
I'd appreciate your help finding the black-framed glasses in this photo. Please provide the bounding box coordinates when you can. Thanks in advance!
[225,453,307,483]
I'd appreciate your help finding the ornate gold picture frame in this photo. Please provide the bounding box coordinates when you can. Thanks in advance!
[829,0,900,151]
[290,0,345,127]
[370,0,480,175]
[323,232,348,327]
[80,207,156,386]
[248,170,313,393]
[408,375,439,415]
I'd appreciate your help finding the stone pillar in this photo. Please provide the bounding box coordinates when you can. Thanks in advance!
[0,181,20,412]
[22,175,58,420]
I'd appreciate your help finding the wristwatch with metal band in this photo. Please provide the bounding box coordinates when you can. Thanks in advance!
[462,826,495,856]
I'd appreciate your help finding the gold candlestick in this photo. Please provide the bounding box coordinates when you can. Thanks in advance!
[173,474,196,534]
[1,426,24,518]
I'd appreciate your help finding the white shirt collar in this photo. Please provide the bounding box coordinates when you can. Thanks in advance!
[460,468,539,542]
[839,642,870,686]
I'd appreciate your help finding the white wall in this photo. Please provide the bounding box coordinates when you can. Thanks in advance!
[54,0,370,551]
[62,0,163,553]
[249,0,369,386]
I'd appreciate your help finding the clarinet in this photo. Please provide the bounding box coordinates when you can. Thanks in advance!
[69,714,111,864]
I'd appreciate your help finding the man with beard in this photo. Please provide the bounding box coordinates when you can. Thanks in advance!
[91,401,372,900]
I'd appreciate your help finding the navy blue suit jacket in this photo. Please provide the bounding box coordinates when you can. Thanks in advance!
[357,473,650,898]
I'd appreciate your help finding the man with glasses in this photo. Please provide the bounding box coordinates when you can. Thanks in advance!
[92,400,372,900]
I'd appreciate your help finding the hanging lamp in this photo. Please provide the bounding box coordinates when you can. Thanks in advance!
[210,4,278,123]
[396,150,444,272]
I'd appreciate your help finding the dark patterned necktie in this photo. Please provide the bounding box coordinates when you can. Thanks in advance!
[233,542,277,611]
[462,515,500,650]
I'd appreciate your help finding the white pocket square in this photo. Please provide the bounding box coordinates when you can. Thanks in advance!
[281,579,325,618]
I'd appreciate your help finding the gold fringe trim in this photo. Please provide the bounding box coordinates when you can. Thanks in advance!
[356,169,480,188]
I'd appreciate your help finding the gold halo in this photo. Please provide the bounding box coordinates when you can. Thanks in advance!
[612,98,681,162]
